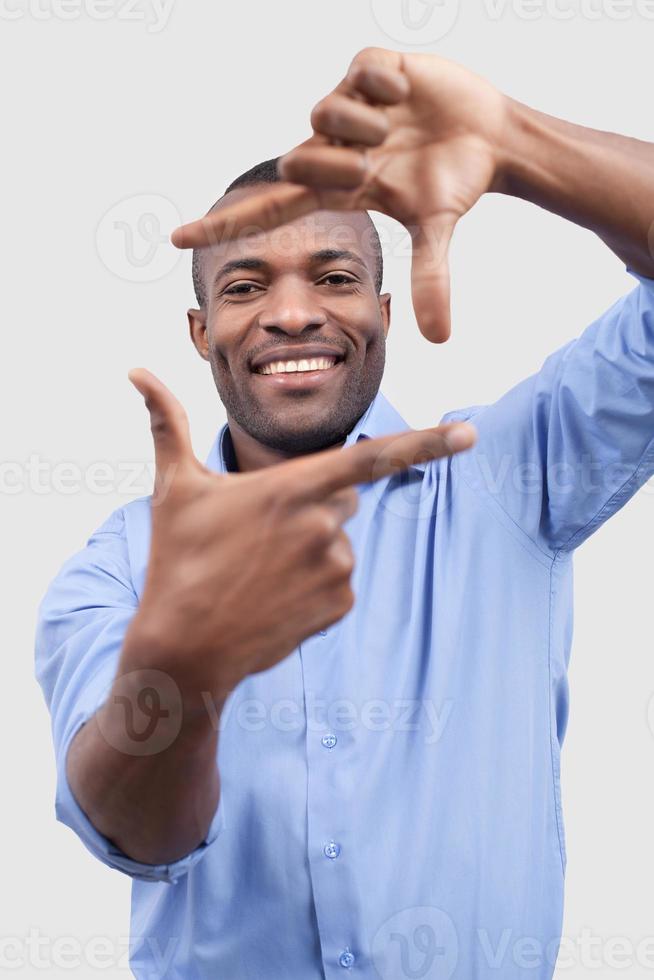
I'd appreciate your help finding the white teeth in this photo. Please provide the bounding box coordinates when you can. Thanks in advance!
[258,356,338,375]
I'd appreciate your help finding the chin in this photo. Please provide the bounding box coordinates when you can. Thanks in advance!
[259,421,349,456]
[217,366,383,457]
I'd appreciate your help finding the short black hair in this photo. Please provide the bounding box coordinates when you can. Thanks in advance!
[191,157,384,307]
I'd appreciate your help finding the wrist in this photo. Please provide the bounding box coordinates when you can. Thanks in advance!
[119,609,239,717]
[489,96,531,196]
[490,97,573,207]
[98,667,220,757]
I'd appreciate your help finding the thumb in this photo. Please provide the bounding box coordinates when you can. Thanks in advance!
[410,213,457,343]
[128,368,196,486]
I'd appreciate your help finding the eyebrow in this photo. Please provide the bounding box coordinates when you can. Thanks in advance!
[310,249,367,270]
[211,249,368,292]
[212,257,267,287]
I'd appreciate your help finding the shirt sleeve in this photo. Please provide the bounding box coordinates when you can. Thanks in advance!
[449,269,654,556]
[34,505,224,884]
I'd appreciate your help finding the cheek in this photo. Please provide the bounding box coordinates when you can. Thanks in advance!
[335,297,384,342]
[207,317,245,366]
[356,312,386,349]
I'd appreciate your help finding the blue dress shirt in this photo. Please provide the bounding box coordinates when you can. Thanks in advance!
[36,271,654,979]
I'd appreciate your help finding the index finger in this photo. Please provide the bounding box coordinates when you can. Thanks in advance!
[171,182,320,250]
[286,422,477,501]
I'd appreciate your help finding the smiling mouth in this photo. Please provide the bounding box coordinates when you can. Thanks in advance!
[255,356,339,376]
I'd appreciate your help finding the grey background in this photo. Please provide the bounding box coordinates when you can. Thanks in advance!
[2,0,654,975]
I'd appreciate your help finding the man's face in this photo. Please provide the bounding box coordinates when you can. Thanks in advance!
[189,186,391,455]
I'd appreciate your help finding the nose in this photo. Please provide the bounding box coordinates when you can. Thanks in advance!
[256,279,328,336]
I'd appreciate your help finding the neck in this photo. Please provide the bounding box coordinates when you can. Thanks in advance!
[225,416,346,474]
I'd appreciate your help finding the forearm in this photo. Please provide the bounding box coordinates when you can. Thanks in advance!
[497,98,654,276]
[66,672,222,866]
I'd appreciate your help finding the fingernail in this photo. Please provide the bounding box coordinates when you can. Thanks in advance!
[445,423,476,451]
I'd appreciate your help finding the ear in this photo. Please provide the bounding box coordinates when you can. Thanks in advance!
[188,308,209,360]
[379,292,391,338]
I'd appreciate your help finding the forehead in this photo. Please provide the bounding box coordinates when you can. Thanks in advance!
[202,185,379,277]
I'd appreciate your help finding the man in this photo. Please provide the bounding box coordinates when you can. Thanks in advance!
[36,47,654,980]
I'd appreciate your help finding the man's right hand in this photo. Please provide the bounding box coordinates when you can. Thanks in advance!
[120,368,476,708]
[65,369,475,866]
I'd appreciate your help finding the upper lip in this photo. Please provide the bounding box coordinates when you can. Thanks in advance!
[250,345,346,372]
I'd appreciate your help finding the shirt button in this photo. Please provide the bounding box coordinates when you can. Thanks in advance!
[324,840,341,860]
[319,629,327,637]
[321,733,337,749]
[339,949,355,969]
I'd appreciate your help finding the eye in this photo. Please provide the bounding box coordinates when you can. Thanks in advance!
[319,273,357,287]
[223,281,264,296]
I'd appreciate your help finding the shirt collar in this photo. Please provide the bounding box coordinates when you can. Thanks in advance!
[204,390,412,475]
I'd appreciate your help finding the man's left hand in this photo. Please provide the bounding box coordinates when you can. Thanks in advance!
[172,48,507,343]
[173,47,654,341]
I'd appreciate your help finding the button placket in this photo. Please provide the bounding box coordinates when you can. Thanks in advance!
[299,635,359,978]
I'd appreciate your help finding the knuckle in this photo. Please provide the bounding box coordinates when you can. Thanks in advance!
[150,405,186,439]
[322,584,355,630]
[149,414,169,439]
[332,487,359,523]
[326,538,355,579]
[344,487,359,513]
[310,101,324,129]
[354,45,386,65]
[280,148,302,177]
[370,112,390,139]
[309,508,339,545]
[311,98,337,131]
[334,583,355,618]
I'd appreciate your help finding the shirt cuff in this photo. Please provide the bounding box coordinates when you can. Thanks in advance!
[54,672,224,884]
